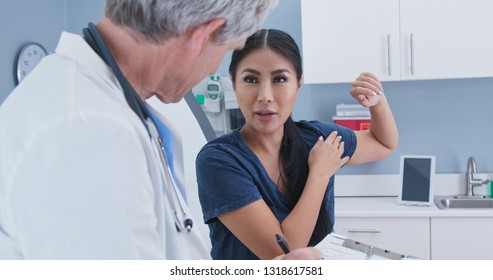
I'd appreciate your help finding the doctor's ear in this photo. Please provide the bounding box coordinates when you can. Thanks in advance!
[187,18,226,56]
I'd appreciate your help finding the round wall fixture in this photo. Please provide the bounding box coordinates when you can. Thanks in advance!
[15,42,48,84]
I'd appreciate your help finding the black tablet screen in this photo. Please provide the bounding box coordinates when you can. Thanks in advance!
[402,158,432,202]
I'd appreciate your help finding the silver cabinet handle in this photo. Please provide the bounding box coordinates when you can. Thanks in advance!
[386,34,392,76]
[347,229,381,234]
[410,33,415,75]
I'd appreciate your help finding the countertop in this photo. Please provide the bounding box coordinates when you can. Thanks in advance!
[335,196,493,218]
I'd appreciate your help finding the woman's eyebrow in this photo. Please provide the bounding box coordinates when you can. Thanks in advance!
[241,68,291,75]
[241,68,260,75]
[271,69,290,75]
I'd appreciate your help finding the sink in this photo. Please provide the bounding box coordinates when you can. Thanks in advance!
[434,195,493,209]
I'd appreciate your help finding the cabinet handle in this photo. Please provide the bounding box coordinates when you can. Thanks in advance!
[386,34,391,76]
[347,229,381,234]
[410,33,415,75]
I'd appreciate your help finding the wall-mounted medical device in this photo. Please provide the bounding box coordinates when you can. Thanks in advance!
[193,75,245,135]
[204,75,222,113]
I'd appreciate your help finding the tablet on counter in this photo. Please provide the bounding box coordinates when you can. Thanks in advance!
[398,155,436,206]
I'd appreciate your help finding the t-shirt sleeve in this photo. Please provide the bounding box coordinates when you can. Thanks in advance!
[333,123,357,160]
[196,145,262,224]
[303,120,357,160]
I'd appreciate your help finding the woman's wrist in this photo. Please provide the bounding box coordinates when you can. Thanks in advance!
[369,94,388,110]
[306,170,331,187]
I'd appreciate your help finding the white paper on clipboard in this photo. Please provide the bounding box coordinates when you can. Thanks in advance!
[315,233,418,260]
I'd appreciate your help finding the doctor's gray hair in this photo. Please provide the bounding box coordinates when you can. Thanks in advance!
[105,0,279,44]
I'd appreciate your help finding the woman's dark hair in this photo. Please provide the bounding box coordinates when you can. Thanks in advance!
[229,29,330,245]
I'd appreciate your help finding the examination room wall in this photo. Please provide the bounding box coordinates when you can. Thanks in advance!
[0,0,66,102]
[1,0,493,175]
[0,0,103,105]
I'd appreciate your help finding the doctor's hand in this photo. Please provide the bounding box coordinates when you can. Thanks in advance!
[273,247,322,260]
[350,72,384,108]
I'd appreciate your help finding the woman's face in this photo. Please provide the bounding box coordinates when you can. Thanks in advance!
[233,47,301,136]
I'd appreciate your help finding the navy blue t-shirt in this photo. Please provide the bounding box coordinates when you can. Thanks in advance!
[196,120,357,260]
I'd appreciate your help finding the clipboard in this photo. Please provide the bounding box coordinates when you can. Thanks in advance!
[315,233,419,260]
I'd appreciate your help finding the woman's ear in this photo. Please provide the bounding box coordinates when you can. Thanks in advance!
[187,18,225,56]
[230,74,236,90]
[297,75,304,91]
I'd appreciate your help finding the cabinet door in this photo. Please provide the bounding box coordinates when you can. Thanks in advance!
[431,217,493,260]
[400,0,493,80]
[334,217,430,259]
[301,0,400,84]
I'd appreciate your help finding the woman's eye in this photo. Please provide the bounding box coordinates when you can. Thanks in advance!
[243,76,258,83]
[273,76,287,83]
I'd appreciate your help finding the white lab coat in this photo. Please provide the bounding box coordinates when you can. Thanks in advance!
[0,32,210,259]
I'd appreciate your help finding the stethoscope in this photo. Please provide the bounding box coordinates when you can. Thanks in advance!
[83,23,193,233]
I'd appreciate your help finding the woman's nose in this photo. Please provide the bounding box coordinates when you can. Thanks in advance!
[257,83,273,103]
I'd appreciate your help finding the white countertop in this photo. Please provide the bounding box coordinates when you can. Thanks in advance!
[335,196,493,218]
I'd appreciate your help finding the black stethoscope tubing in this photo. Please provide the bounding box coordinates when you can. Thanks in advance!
[83,23,149,133]
[83,23,193,232]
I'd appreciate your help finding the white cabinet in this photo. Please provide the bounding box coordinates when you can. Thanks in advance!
[301,0,400,83]
[431,217,493,260]
[400,0,493,80]
[334,217,431,259]
[301,0,493,84]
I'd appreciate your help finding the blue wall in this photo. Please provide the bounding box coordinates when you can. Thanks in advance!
[0,0,103,103]
[64,0,104,34]
[1,0,492,175]
[0,0,65,99]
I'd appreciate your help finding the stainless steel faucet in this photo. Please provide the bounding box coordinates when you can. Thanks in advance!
[466,157,491,197]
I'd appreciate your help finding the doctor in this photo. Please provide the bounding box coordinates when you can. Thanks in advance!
[0,0,318,260]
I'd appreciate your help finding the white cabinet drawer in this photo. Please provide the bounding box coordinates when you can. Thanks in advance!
[431,217,493,260]
[334,217,430,259]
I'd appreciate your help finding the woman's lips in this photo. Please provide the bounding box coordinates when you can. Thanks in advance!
[255,110,277,121]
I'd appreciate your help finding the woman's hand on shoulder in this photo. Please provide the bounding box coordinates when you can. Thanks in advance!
[350,72,383,108]
[308,131,349,181]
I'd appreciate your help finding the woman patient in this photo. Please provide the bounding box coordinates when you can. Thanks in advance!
[196,29,398,260]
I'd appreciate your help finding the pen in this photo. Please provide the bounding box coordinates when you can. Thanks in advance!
[275,234,291,254]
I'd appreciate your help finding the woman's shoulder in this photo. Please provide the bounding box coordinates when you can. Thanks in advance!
[201,130,240,149]
[295,120,356,147]
[295,120,343,136]
[197,130,246,161]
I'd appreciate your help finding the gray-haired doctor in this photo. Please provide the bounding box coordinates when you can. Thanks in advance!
[0,0,320,260]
